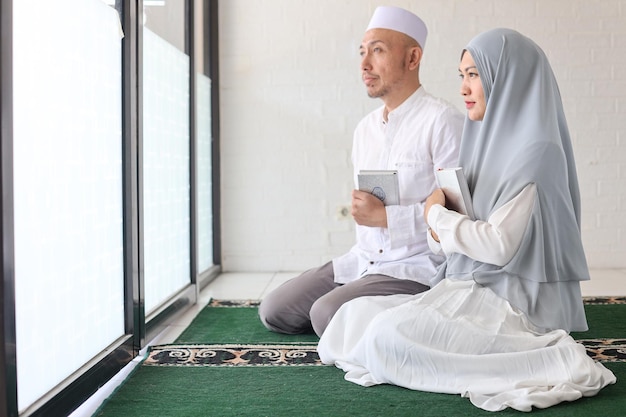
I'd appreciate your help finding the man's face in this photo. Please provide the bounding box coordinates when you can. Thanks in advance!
[359,29,412,99]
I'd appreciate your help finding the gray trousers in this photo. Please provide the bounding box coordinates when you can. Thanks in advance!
[258,261,429,336]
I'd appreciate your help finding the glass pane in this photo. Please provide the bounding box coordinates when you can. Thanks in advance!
[196,73,213,272]
[13,0,125,411]
[142,1,191,314]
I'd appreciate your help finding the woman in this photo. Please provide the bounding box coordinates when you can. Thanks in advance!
[317,28,616,412]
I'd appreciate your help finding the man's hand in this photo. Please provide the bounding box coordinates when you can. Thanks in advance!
[351,190,388,227]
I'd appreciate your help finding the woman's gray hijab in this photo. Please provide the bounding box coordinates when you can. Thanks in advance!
[432,28,589,332]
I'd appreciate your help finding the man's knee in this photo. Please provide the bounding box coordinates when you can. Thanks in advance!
[259,293,313,335]
[258,296,283,332]
[310,295,341,337]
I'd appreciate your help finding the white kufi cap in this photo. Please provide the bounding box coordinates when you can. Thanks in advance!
[366,6,427,49]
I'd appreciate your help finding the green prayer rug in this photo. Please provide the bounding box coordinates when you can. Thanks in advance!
[173,300,319,345]
[94,297,626,416]
[94,363,626,417]
[161,297,626,366]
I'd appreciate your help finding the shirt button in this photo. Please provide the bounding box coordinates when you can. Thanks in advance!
[369,261,374,265]
[378,249,383,253]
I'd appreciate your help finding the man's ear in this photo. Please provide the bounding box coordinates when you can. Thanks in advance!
[408,46,423,70]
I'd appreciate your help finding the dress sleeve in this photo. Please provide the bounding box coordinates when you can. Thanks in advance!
[427,226,444,255]
[426,183,536,266]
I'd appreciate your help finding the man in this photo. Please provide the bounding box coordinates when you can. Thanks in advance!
[259,6,464,336]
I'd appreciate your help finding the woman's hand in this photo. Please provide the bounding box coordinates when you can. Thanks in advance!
[425,189,445,242]
[424,188,445,222]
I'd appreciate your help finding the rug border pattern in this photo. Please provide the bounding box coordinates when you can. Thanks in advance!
[144,339,626,367]
[144,344,322,367]
[208,296,626,307]
[159,298,626,367]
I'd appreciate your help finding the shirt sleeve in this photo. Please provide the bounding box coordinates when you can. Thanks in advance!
[431,107,465,171]
[426,183,536,266]
[386,107,464,249]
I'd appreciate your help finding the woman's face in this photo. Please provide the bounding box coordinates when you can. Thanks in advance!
[459,51,486,121]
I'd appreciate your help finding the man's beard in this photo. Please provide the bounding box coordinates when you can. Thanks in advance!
[365,59,407,99]
[367,84,389,99]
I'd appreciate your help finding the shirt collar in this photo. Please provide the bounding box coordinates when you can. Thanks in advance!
[381,86,425,124]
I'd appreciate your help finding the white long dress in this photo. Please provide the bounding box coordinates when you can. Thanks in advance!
[317,186,616,412]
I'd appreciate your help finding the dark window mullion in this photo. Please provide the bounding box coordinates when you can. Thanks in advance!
[0,0,18,414]
[189,0,199,290]
[208,0,221,269]
[121,0,145,351]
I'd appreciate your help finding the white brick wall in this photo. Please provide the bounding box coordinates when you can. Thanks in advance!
[218,0,626,271]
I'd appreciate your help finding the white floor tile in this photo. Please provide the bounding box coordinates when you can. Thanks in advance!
[260,271,300,298]
[583,268,626,297]
[202,272,274,300]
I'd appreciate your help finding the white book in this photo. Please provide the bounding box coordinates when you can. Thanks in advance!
[357,170,400,206]
[435,167,475,219]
